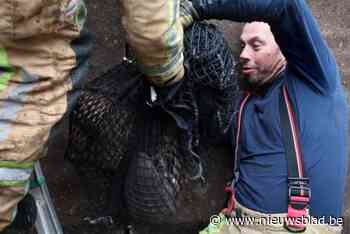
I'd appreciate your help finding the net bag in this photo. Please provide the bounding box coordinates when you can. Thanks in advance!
[124,76,201,224]
[183,22,240,135]
[66,63,143,173]
[123,22,240,225]
[66,22,241,227]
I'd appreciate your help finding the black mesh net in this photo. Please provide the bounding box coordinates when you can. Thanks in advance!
[124,77,203,224]
[66,63,142,173]
[184,23,236,90]
[65,22,241,226]
[124,113,182,223]
[184,22,240,134]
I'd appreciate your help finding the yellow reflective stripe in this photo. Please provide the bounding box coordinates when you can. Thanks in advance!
[0,47,14,91]
[0,180,28,188]
[0,161,34,169]
[0,161,33,186]
[138,0,183,81]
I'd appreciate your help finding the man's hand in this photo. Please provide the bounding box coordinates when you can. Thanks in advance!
[180,0,199,28]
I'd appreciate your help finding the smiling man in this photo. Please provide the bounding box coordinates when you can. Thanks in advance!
[179,0,348,233]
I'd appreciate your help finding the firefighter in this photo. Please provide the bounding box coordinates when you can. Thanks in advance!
[0,0,187,230]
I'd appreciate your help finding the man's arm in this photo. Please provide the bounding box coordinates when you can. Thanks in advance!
[120,0,185,87]
[193,0,339,95]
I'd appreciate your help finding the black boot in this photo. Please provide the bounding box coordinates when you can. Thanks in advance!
[8,194,37,231]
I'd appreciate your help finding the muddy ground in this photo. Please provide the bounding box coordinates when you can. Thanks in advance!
[4,0,350,233]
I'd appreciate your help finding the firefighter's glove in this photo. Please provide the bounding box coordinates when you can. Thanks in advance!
[180,0,199,28]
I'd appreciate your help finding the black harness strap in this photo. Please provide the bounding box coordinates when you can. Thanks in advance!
[280,85,310,232]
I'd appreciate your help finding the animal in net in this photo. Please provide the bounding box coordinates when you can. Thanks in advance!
[66,63,143,175]
[66,22,241,227]
[124,22,241,225]
[183,22,241,136]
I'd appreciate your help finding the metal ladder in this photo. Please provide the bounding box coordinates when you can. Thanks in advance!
[29,161,64,234]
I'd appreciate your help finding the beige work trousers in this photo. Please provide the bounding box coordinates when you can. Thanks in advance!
[0,0,87,230]
[200,201,342,234]
[120,0,185,87]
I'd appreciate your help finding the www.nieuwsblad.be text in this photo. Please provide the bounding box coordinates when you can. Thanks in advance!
[210,214,344,226]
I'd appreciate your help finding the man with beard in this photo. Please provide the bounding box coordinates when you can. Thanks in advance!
[180,1,347,234]
[121,0,348,233]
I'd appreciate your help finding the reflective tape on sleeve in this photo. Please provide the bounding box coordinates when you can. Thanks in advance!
[0,168,33,182]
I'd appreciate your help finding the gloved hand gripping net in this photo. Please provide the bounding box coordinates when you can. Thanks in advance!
[66,22,241,225]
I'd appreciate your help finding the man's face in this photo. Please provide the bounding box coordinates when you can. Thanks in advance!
[239,22,282,87]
